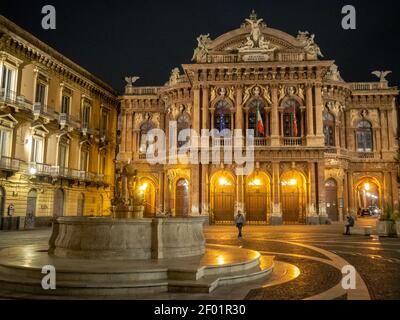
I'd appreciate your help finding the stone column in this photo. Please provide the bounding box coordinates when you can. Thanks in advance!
[307,162,318,224]
[120,107,127,153]
[347,172,355,214]
[191,87,201,215]
[387,109,395,151]
[164,172,171,214]
[201,165,209,216]
[126,108,133,154]
[271,85,280,147]
[317,160,328,224]
[235,86,243,130]
[202,86,209,129]
[271,162,282,224]
[380,110,389,151]
[314,84,324,144]
[306,84,314,145]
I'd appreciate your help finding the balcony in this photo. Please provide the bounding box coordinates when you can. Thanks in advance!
[281,137,304,146]
[0,89,17,105]
[33,103,58,121]
[212,138,233,147]
[357,152,376,160]
[0,156,21,172]
[59,113,81,130]
[27,162,53,176]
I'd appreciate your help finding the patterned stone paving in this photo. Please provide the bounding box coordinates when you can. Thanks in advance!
[1,220,399,300]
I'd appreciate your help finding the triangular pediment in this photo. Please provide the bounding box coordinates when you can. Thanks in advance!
[0,114,18,128]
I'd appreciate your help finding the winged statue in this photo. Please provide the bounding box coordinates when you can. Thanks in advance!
[125,76,140,86]
[371,71,392,82]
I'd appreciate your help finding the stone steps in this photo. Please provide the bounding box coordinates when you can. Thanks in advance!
[0,255,274,298]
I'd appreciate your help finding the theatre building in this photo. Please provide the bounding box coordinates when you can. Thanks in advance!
[119,12,399,224]
[0,16,118,229]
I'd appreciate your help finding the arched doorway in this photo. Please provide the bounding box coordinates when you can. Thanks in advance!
[138,178,156,218]
[77,193,85,217]
[325,179,338,221]
[25,189,37,229]
[175,178,189,217]
[0,187,5,217]
[245,172,271,223]
[211,172,235,224]
[53,189,64,218]
[355,178,381,215]
[280,171,306,224]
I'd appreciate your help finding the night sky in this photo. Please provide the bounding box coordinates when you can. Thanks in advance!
[1,0,400,93]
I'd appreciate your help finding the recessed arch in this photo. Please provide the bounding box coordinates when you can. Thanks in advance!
[354,176,382,212]
[210,171,236,224]
[138,177,157,218]
[245,171,271,223]
[280,170,306,224]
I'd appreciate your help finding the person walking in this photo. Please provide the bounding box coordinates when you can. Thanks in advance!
[235,211,246,239]
[344,214,355,235]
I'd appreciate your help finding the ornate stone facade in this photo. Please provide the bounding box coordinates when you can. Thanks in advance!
[0,16,118,229]
[118,12,399,224]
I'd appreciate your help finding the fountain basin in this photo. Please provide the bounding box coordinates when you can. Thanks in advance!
[49,216,206,260]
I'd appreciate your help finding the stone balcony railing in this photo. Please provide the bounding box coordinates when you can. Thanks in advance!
[0,156,21,172]
[350,82,393,91]
[324,147,378,160]
[25,163,111,184]
[125,86,161,95]
[281,137,304,146]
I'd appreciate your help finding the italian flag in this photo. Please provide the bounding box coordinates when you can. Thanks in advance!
[292,107,298,137]
[256,105,265,136]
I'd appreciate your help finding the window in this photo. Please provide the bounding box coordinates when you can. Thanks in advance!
[99,153,106,175]
[58,137,69,169]
[80,143,90,171]
[35,82,47,105]
[0,128,12,157]
[357,120,373,152]
[100,109,108,135]
[283,99,302,138]
[139,122,154,154]
[31,136,44,163]
[1,65,16,97]
[323,111,335,147]
[215,99,232,134]
[177,113,191,147]
[61,95,70,114]
[82,103,91,128]
[248,98,267,137]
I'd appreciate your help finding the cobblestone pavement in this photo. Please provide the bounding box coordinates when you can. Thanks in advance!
[0,219,399,300]
[204,220,400,300]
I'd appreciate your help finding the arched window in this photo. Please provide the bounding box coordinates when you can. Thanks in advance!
[214,100,232,134]
[177,113,191,147]
[323,111,335,147]
[248,98,268,137]
[139,122,154,154]
[283,99,302,138]
[357,120,373,152]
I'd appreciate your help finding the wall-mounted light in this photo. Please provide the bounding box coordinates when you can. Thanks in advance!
[29,167,37,175]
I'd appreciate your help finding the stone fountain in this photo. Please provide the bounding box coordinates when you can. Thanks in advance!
[0,165,274,299]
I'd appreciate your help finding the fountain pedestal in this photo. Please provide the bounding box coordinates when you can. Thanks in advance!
[49,216,206,260]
